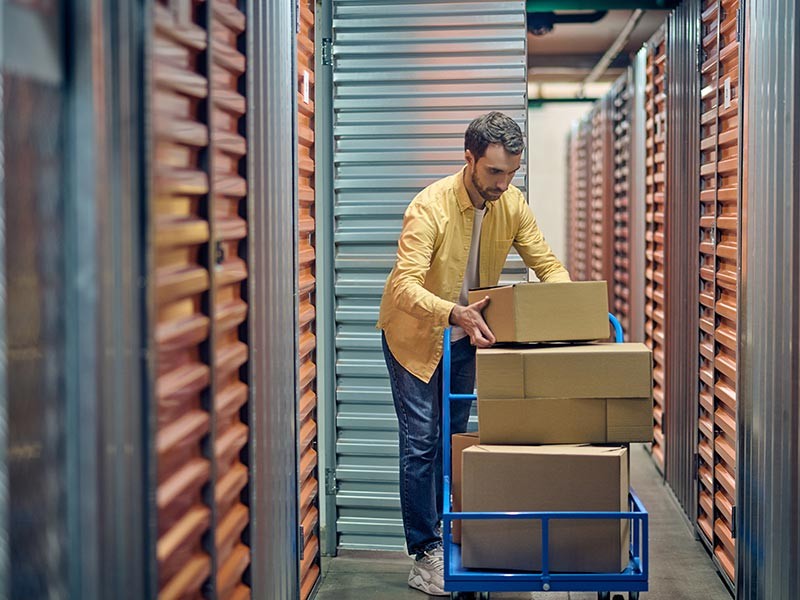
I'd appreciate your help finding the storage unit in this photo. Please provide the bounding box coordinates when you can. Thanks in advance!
[296,0,322,596]
[566,129,578,276]
[643,28,668,472]
[327,0,529,551]
[589,97,615,306]
[567,120,592,280]
[150,2,251,597]
[611,74,633,337]
[696,0,742,585]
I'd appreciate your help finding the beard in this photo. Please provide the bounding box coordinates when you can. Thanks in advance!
[471,170,503,202]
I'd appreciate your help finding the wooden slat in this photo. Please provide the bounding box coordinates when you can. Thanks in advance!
[645,32,667,470]
[296,1,320,597]
[695,0,740,585]
[152,6,215,596]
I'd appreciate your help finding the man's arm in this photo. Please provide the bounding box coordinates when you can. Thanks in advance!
[390,198,497,347]
[513,200,571,282]
[390,200,456,326]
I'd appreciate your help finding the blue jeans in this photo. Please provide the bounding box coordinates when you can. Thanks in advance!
[382,331,475,557]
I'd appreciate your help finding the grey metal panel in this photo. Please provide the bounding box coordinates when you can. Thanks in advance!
[331,0,528,551]
[96,2,150,597]
[247,0,301,597]
[0,3,149,598]
[664,0,700,522]
[315,0,339,559]
[0,3,7,597]
[3,4,68,596]
[739,1,800,598]
[628,51,647,345]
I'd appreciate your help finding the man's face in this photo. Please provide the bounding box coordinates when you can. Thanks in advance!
[465,143,522,202]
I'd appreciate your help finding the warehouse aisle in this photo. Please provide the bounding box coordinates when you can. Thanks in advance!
[315,444,731,600]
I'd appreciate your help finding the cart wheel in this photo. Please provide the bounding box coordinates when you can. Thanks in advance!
[450,594,489,600]
[629,593,640,600]
[477,593,490,600]
[598,593,611,600]
[613,595,625,600]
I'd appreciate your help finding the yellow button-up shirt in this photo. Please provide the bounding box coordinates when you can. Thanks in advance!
[377,167,571,382]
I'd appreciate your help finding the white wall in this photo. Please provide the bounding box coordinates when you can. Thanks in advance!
[527,103,593,270]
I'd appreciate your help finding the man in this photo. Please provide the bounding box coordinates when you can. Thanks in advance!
[377,111,570,596]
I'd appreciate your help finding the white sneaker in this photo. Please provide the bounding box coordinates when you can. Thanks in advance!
[408,547,448,596]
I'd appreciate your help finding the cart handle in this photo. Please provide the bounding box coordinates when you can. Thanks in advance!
[609,312,624,343]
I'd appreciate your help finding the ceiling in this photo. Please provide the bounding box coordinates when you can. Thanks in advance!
[527,10,669,84]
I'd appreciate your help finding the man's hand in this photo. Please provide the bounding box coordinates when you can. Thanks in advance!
[449,296,496,348]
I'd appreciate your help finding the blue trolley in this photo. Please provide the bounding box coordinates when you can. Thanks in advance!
[441,314,649,600]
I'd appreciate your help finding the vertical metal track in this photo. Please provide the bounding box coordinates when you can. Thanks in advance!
[739,0,800,598]
[664,0,701,526]
[247,0,300,597]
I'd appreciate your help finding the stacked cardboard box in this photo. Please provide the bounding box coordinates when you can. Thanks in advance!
[450,281,653,573]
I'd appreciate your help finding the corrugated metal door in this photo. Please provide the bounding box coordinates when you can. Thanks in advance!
[566,129,577,274]
[644,28,668,472]
[210,2,250,597]
[589,98,615,304]
[151,2,250,597]
[296,0,321,596]
[611,74,632,336]
[330,0,528,551]
[567,119,592,281]
[696,0,741,586]
[152,4,214,594]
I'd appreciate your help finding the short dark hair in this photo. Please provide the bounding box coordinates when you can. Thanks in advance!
[464,112,525,159]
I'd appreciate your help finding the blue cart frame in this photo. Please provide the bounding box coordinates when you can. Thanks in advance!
[441,314,649,599]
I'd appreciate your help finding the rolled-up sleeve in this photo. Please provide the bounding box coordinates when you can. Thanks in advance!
[513,199,571,282]
[390,201,456,326]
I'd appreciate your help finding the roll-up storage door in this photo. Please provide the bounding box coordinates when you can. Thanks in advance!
[696,0,741,586]
[569,119,592,281]
[566,130,578,274]
[589,98,615,305]
[151,4,214,595]
[330,0,529,551]
[150,2,250,597]
[644,28,668,472]
[209,2,250,598]
[296,0,321,596]
[611,74,632,336]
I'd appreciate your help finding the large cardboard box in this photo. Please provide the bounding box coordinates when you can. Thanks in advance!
[461,444,629,573]
[477,343,653,444]
[467,281,609,343]
[450,432,480,543]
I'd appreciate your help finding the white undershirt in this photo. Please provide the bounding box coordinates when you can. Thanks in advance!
[451,207,486,342]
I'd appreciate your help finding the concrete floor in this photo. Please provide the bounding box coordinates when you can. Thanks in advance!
[316,444,732,600]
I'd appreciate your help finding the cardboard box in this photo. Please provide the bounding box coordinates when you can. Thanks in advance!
[477,343,653,444]
[468,281,610,343]
[450,432,480,543]
[461,444,629,573]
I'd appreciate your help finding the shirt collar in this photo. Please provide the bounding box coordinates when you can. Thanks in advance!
[454,166,496,213]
